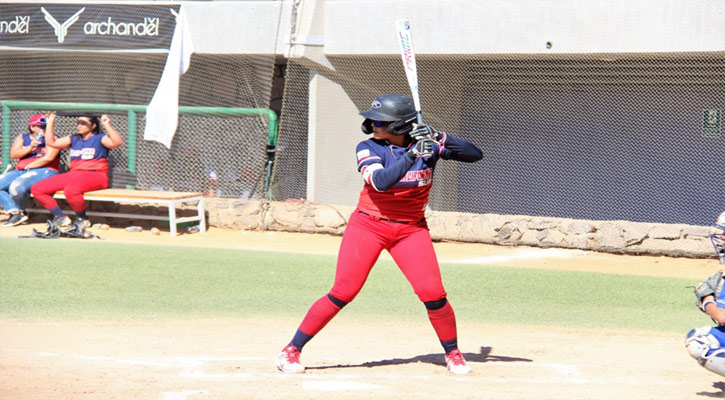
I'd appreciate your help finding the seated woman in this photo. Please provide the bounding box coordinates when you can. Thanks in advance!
[31,112,123,231]
[0,114,61,227]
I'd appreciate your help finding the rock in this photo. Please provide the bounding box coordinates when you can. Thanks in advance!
[314,207,346,228]
[648,225,682,240]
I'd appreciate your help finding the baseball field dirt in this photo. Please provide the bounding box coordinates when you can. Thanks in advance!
[1,223,723,399]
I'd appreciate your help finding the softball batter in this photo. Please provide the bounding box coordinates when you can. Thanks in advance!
[276,94,483,375]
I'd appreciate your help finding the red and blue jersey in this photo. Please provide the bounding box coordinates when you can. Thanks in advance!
[16,133,61,171]
[355,137,443,221]
[69,133,109,172]
[355,132,483,222]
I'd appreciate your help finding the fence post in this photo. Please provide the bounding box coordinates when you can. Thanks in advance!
[1,102,10,171]
[126,109,137,189]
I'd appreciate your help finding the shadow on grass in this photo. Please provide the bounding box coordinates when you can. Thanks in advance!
[306,346,532,370]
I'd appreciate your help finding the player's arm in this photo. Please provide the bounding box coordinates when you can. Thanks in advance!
[408,125,482,162]
[100,114,124,149]
[357,144,416,192]
[21,145,60,170]
[701,295,725,325]
[44,113,72,149]
[438,133,483,162]
[9,135,32,159]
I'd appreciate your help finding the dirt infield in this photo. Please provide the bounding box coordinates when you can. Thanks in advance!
[1,224,723,399]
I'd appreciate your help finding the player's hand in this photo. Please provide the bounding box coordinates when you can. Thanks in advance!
[28,137,41,148]
[46,112,56,123]
[408,124,439,142]
[407,138,434,159]
[100,114,112,127]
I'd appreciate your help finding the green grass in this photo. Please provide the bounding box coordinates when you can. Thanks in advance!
[0,237,710,333]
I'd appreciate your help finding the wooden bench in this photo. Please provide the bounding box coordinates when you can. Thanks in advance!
[29,189,206,236]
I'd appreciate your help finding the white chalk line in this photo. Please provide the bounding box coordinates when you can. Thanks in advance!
[442,247,587,265]
[163,390,210,400]
[39,351,652,391]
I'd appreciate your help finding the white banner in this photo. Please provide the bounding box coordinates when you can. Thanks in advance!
[143,6,194,149]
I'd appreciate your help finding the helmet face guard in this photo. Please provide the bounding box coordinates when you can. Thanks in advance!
[359,94,417,136]
[712,212,725,264]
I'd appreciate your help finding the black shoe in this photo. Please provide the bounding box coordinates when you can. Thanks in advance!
[51,215,71,227]
[72,218,91,229]
[2,213,29,227]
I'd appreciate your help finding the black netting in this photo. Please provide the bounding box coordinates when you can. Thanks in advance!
[0,52,277,199]
[275,53,725,226]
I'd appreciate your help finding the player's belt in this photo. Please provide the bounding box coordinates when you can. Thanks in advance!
[358,210,424,225]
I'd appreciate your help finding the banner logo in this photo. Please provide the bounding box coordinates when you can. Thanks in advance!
[41,7,85,43]
[83,17,159,36]
[0,16,30,34]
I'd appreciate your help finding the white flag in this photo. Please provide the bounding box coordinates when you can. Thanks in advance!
[144,6,194,149]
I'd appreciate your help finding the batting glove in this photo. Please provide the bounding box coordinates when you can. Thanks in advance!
[408,124,439,142]
[407,138,434,159]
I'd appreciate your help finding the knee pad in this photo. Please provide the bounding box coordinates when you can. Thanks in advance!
[686,327,725,377]
[424,298,447,310]
[327,293,348,308]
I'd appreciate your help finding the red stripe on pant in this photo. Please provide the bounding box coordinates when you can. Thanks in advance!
[31,170,108,212]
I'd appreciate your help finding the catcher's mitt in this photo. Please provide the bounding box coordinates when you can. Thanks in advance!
[695,270,724,311]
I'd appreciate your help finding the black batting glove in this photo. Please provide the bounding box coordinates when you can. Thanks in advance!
[408,124,439,142]
[406,138,434,159]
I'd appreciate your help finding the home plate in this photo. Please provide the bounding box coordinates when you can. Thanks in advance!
[303,380,386,391]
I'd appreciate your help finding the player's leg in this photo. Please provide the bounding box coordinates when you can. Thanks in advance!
[62,171,108,227]
[0,170,23,213]
[686,325,725,377]
[389,223,471,374]
[30,172,73,226]
[2,169,57,227]
[277,212,389,373]
[11,168,58,211]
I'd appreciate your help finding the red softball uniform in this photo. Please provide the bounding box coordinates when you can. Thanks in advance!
[16,133,61,171]
[330,132,482,303]
[31,133,111,212]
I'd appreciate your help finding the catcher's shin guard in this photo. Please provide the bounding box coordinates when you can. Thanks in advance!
[685,327,725,377]
[29,220,62,239]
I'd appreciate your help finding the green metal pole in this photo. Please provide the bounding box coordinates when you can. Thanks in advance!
[264,109,279,201]
[126,110,137,190]
[2,101,280,199]
[1,103,11,171]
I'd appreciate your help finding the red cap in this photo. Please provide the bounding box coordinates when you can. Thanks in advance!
[29,114,47,126]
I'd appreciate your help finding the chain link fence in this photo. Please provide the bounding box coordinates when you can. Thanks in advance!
[1,51,277,199]
[274,52,724,226]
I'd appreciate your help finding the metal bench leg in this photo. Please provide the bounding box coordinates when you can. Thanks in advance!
[197,197,206,233]
[168,201,177,236]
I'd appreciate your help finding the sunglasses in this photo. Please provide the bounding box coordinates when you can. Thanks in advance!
[77,120,92,127]
[372,120,388,127]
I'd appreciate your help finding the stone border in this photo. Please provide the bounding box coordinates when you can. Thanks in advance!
[205,198,716,259]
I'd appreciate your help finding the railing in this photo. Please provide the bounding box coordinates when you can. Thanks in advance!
[1,100,278,200]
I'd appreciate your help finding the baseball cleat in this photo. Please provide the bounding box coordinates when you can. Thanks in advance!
[445,349,471,375]
[276,345,305,373]
[51,215,72,228]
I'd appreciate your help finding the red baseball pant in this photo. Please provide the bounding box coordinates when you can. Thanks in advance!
[31,170,108,212]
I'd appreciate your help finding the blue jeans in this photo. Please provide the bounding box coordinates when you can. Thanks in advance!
[0,168,58,213]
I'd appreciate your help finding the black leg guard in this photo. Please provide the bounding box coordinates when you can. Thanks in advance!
[424,298,448,310]
[327,293,348,309]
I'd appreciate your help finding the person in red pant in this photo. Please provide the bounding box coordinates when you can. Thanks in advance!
[31,112,123,233]
[275,94,483,375]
